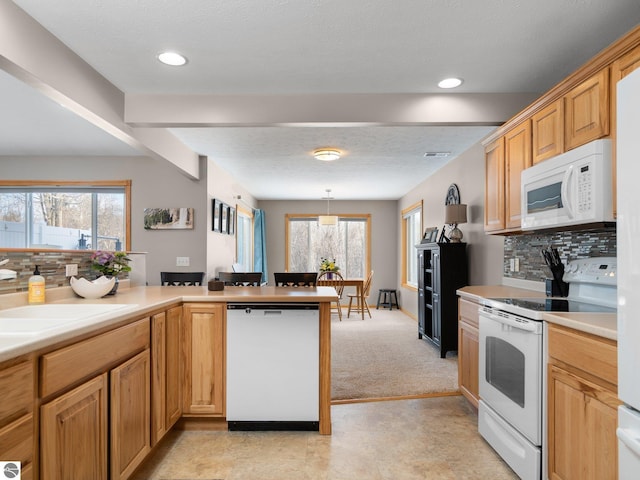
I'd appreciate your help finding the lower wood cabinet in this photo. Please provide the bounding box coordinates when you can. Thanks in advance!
[547,324,619,480]
[151,306,183,445]
[40,373,109,480]
[182,303,225,416]
[457,298,480,408]
[110,349,151,480]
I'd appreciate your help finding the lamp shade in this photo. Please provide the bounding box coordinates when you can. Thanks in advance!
[318,215,338,225]
[444,204,467,225]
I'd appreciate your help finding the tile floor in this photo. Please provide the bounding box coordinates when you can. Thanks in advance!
[131,395,518,480]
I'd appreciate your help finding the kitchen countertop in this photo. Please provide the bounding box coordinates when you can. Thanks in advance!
[0,285,338,363]
[457,285,617,341]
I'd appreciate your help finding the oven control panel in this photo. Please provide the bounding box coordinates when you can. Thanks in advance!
[563,257,617,285]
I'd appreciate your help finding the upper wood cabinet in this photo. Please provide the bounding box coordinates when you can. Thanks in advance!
[484,121,530,233]
[532,98,564,164]
[182,303,226,416]
[504,121,532,229]
[564,68,610,151]
[484,137,505,232]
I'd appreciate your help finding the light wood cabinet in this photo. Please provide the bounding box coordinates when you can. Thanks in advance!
[182,303,225,416]
[457,298,479,408]
[547,324,620,480]
[504,121,531,229]
[0,357,34,477]
[484,137,506,232]
[40,373,109,480]
[151,306,183,445]
[532,98,564,164]
[564,68,610,151]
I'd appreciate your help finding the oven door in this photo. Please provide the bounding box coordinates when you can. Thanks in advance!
[479,307,543,445]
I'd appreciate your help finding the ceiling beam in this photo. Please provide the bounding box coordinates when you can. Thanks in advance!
[0,0,200,179]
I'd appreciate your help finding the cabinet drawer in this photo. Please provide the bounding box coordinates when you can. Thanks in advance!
[0,358,34,426]
[41,318,150,398]
[458,298,479,328]
[548,324,617,386]
[0,414,33,466]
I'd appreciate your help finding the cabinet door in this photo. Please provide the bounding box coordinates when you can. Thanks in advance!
[165,306,183,428]
[548,365,618,480]
[504,121,532,229]
[532,99,564,164]
[564,68,610,150]
[484,137,506,232]
[110,349,151,480]
[151,311,167,444]
[458,298,479,408]
[182,303,225,415]
[610,44,640,219]
[40,373,108,480]
[0,414,33,473]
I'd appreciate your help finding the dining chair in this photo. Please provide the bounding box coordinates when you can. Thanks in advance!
[317,271,345,320]
[347,270,374,319]
[160,271,205,286]
[218,272,262,286]
[273,272,318,287]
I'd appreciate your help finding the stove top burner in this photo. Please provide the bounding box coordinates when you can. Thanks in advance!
[488,297,616,314]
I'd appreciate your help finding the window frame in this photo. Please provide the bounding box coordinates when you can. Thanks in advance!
[284,213,371,277]
[235,205,254,271]
[0,180,131,252]
[401,200,423,290]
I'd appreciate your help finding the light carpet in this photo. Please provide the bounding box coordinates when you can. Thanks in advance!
[331,307,459,401]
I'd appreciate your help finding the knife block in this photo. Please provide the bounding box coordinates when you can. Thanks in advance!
[546,277,569,297]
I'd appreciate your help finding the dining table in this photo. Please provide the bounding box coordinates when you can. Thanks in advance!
[317,277,365,320]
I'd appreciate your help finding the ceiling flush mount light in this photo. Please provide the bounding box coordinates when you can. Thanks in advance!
[313,149,341,162]
[437,77,463,89]
[157,51,188,66]
[319,189,338,226]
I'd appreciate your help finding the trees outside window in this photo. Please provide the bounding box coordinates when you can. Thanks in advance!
[286,214,370,279]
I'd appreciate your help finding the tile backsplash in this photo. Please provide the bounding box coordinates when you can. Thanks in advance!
[503,227,616,282]
[0,250,127,295]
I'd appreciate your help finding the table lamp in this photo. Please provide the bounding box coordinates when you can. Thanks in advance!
[444,204,467,242]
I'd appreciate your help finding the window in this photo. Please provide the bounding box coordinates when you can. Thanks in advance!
[0,181,130,250]
[286,214,370,278]
[236,206,254,271]
[402,201,422,288]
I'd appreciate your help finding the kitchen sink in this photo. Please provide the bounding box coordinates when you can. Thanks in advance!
[0,304,137,335]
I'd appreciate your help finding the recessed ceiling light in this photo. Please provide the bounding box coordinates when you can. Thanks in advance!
[438,78,463,89]
[313,149,341,162]
[157,51,188,66]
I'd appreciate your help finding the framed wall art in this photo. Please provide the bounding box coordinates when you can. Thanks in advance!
[221,203,228,234]
[144,207,194,230]
[228,206,235,235]
[212,199,222,232]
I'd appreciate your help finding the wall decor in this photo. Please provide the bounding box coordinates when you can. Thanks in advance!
[212,199,222,232]
[422,227,438,243]
[221,203,228,234]
[144,207,194,230]
[228,206,236,235]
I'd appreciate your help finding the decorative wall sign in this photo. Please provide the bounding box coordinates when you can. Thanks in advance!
[445,184,461,205]
[144,208,194,230]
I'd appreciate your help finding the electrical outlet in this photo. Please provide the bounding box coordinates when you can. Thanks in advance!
[65,264,78,276]
[509,258,515,272]
[176,256,190,267]
[514,258,520,272]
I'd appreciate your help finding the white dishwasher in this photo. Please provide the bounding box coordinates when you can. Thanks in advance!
[226,303,319,431]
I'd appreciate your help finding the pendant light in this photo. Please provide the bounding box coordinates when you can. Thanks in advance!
[319,189,338,226]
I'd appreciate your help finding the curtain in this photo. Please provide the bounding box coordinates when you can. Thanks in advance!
[253,209,268,283]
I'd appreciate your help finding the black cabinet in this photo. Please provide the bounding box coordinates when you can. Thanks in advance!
[417,242,468,358]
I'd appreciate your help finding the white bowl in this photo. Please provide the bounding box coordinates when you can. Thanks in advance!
[70,276,116,299]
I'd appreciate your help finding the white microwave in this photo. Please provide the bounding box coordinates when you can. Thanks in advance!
[521,139,614,231]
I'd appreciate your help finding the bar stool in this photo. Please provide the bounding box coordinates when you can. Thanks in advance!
[376,289,399,310]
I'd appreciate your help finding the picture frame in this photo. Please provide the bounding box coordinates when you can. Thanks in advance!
[422,227,438,243]
[212,199,222,232]
[228,206,236,235]
[143,207,194,230]
[221,203,229,234]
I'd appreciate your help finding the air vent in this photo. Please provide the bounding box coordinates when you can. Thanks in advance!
[423,152,450,158]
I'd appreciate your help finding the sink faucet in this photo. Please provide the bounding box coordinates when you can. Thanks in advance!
[0,259,17,281]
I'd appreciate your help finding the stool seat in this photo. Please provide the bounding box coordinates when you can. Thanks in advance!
[376,289,399,310]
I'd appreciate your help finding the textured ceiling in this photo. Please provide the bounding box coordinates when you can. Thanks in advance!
[4,1,640,199]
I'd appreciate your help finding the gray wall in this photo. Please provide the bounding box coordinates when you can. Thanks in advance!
[0,155,209,285]
[258,199,398,302]
[399,142,505,319]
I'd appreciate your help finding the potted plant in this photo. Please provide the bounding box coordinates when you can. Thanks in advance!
[319,257,340,279]
[90,250,131,294]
